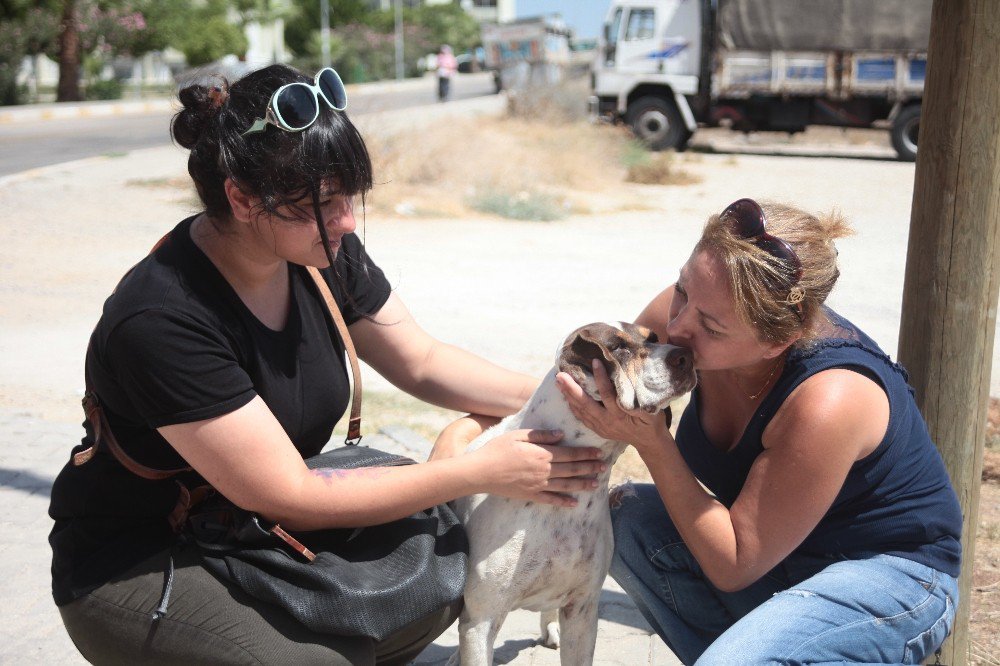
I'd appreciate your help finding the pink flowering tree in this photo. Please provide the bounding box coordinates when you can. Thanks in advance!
[53,0,184,102]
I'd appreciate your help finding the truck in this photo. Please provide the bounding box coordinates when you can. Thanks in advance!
[589,0,931,161]
[482,15,573,92]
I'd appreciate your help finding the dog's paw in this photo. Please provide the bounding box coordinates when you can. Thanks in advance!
[539,609,560,648]
[609,480,638,508]
[539,609,560,649]
[540,622,560,649]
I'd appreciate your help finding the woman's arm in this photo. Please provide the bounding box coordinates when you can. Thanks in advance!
[429,413,502,461]
[350,293,538,417]
[159,396,606,531]
[558,363,888,591]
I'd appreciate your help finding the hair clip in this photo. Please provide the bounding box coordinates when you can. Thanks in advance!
[787,286,805,304]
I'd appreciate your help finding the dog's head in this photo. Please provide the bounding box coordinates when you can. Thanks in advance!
[557,322,696,415]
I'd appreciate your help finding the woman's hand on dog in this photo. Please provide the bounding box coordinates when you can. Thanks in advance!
[556,360,671,456]
[471,429,606,507]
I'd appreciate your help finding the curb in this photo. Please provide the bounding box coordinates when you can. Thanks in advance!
[0,98,177,125]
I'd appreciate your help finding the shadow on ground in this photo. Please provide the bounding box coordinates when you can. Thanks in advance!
[0,467,54,497]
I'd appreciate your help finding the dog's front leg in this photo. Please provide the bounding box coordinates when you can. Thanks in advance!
[453,608,506,666]
[556,595,600,666]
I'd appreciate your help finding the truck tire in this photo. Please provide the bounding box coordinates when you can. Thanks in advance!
[626,96,690,151]
[891,105,920,162]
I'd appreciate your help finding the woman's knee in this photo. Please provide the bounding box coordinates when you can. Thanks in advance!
[609,483,684,577]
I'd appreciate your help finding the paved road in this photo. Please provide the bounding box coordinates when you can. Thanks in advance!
[0,73,496,177]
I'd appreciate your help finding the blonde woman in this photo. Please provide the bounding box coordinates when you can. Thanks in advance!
[557,199,961,664]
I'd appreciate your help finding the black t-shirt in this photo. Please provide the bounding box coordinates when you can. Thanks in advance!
[48,215,392,605]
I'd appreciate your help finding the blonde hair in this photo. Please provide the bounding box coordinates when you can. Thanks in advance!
[695,201,854,345]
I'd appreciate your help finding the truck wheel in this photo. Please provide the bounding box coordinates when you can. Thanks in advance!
[891,105,920,162]
[626,96,690,151]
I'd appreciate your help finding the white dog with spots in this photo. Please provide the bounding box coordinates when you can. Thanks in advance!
[448,322,696,665]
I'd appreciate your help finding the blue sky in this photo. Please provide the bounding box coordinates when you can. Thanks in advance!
[516,0,612,39]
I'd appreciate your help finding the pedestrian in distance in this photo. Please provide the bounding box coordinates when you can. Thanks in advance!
[47,63,605,665]
[437,44,458,102]
[556,199,962,664]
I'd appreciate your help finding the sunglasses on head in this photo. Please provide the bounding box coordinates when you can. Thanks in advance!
[242,68,347,137]
[720,198,804,317]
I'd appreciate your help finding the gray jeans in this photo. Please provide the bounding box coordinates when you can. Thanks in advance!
[58,544,459,665]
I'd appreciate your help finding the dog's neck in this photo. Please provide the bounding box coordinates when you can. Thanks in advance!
[517,369,626,455]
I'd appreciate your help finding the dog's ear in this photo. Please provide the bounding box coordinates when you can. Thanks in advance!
[558,327,616,400]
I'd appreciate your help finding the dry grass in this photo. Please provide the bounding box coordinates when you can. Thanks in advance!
[366,114,638,220]
[972,453,1000,664]
[626,151,702,186]
[977,401,1000,663]
[987,396,1000,452]
[365,81,701,221]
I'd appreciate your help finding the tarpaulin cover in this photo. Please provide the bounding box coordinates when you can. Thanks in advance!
[718,0,932,52]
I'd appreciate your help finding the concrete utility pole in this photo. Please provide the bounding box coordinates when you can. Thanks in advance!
[897,0,1000,663]
[394,0,404,80]
[320,0,331,69]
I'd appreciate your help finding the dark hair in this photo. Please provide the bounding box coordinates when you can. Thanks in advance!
[171,64,373,225]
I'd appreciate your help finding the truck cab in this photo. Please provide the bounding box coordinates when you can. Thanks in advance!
[591,0,706,151]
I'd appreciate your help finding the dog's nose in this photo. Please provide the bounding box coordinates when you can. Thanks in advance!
[666,347,692,370]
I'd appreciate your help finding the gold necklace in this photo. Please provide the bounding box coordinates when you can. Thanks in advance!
[734,355,784,401]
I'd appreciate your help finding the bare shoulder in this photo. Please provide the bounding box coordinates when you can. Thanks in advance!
[634,285,675,339]
[766,368,890,460]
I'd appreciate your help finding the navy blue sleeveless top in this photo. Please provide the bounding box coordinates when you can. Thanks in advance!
[675,309,962,577]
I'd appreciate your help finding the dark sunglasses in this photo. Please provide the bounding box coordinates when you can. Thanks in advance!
[242,68,347,137]
[720,198,803,283]
[720,198,804,317]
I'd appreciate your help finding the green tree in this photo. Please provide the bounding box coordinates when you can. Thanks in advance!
[169,0,248,67]
[0,18,28,104]
[0,1,60,104]
[284,0,368,57]
[365,1,479,51]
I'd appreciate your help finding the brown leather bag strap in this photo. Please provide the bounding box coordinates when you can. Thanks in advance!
[73,390,193,479]
[306,266,363,444]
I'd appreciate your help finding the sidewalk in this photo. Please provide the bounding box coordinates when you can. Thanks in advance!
[0,409,676,664]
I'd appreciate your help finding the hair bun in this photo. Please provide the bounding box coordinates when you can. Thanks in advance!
[171,83,227,149]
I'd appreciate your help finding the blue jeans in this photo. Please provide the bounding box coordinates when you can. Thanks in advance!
[609,484,958,665]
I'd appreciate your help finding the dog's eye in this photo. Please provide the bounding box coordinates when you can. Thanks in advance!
[610,342,630,357]
[647,332,659,343]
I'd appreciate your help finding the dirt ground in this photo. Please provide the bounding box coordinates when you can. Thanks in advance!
[2,96,998,661]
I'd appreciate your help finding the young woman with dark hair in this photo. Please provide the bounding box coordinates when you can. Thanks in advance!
[48,64,605,664]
